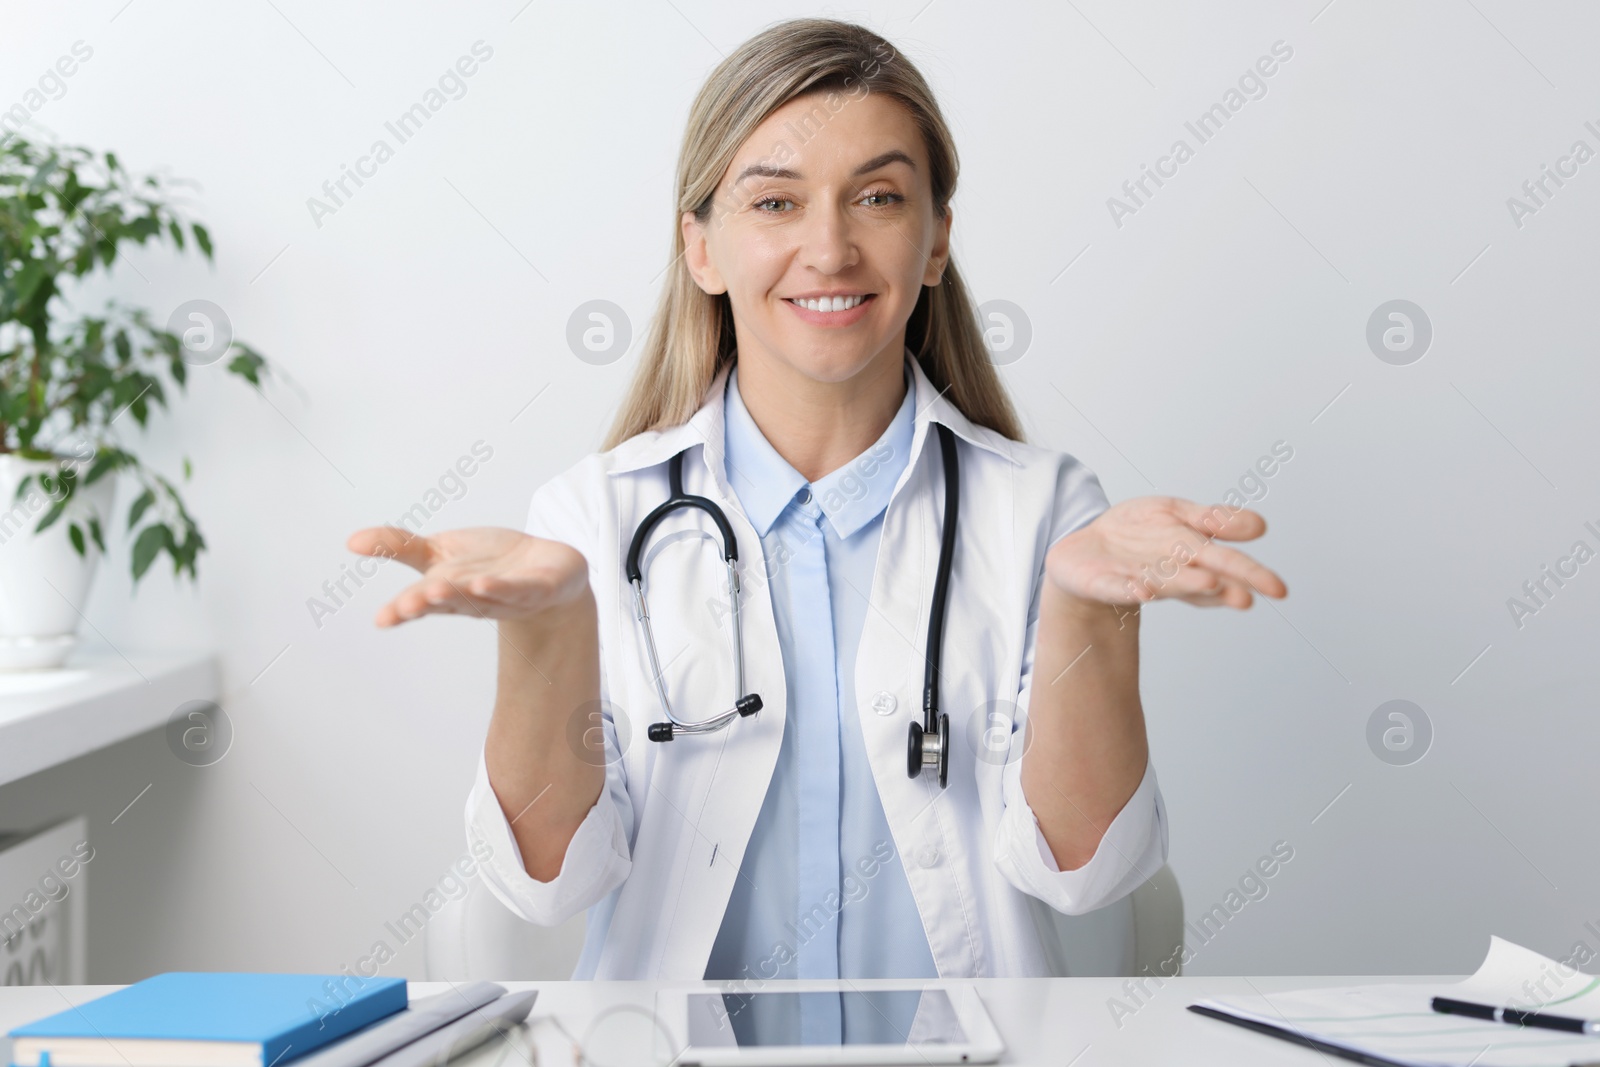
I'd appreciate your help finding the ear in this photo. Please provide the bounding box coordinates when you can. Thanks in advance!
[681,210,728,295]
[922,203,953,287]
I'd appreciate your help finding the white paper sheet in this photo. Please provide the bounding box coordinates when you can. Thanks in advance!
[1191,936,1600,1067]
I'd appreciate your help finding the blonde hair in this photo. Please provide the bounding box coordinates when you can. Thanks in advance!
[602,17,1023,451]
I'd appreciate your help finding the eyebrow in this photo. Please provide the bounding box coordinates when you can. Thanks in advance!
[731,149,917,187]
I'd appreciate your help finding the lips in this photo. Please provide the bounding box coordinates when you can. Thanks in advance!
[782,292,876,327]
[784,293,875,311]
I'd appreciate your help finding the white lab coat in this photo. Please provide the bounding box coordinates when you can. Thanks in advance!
[465,354,1168,980]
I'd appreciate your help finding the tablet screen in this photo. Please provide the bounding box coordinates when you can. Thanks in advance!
[686,989,967,1047]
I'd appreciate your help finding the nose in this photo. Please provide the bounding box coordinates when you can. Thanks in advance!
[795,201,860,275]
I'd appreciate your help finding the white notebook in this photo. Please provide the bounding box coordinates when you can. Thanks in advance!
[1191,936,1600,1067]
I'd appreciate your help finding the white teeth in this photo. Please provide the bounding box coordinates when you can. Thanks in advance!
[791,294,867,312]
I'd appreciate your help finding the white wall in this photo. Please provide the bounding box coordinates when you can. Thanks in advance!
[2,0,1596,980]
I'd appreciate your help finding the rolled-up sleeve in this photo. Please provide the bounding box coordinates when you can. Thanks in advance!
[994,755,1167,915]
[466,749,632,926]
[991,451,1169,915]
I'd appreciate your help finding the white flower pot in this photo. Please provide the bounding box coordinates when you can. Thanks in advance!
[0,455,119,671]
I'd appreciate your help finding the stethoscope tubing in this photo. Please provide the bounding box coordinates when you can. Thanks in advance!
[923,421,959,732]
[628,421,959,790]
[629,450,755,739]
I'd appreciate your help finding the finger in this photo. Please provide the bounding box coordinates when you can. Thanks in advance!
[1177,575,1255,609]
[1173,500,1266,542]
[1173,589,1232,608]
[377,575,470,627]
[1175,589,1249,608]
[1192,541,1287,598]
[349,526,432,571]
[434,574,504,618]
[376,569,532,627]
[450,570,557,619]
[448,570,519,603]
[1096,563,1200,605]
[1136,562,1227,601]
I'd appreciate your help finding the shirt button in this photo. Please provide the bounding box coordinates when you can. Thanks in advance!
[870,691,897,716]
[917,844,940,868]
[797,487,813,505]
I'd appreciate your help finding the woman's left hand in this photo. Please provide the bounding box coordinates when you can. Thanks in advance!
[1045,496,1288,610]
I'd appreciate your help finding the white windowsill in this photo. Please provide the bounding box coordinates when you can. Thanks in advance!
[0,649,220,788]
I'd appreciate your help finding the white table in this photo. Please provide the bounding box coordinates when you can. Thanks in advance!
[0,975,1448,1066]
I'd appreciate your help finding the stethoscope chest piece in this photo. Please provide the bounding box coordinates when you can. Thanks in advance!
[907,712,951,789]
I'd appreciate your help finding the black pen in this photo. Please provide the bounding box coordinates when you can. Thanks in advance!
[1433,996,1600,1035]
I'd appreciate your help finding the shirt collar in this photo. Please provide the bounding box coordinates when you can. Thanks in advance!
[723,360,916,539]
[602,344,1025,485]
[720,370,804,537]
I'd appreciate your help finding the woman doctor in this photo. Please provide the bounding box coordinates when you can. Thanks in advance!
[348,18,1286,995]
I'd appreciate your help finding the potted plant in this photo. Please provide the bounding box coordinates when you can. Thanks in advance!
[0,134,269,670]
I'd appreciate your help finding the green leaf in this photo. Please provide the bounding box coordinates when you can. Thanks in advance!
[29,156,59,192]
[34,498,67,533]
[14,259,46,305]
[131,522,170,580]
[0,138,265,590]
[83,452,115,485]
[127,488,155,530]
[227,348,266,386]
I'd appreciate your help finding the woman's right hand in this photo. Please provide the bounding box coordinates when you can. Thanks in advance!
[346,526,590,628]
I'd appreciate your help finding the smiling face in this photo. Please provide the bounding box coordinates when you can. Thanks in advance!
[682,90,952,388]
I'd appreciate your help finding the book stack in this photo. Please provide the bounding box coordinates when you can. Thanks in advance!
[7,972,533,1067]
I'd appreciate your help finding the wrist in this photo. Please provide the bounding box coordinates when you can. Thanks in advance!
[1043,580,1135,631]
[500,582,596,641]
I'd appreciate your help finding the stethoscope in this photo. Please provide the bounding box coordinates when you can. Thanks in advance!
[628,422,960,789]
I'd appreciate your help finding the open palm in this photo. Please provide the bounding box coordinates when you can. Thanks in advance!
[1046,496,1287,609]
[345,526,589,627]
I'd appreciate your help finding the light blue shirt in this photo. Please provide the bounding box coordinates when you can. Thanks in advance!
[704,359,938,1043]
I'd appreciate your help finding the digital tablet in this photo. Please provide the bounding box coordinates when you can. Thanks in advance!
[661,984,1005,1066]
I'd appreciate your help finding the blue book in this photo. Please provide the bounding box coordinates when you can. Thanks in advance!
[8,972,407,1067]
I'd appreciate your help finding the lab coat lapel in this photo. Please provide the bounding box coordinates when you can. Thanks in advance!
[594,367,788,981]
[853,362,994,979]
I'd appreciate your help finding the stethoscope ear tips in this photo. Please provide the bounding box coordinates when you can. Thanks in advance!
[648,695,760,744]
